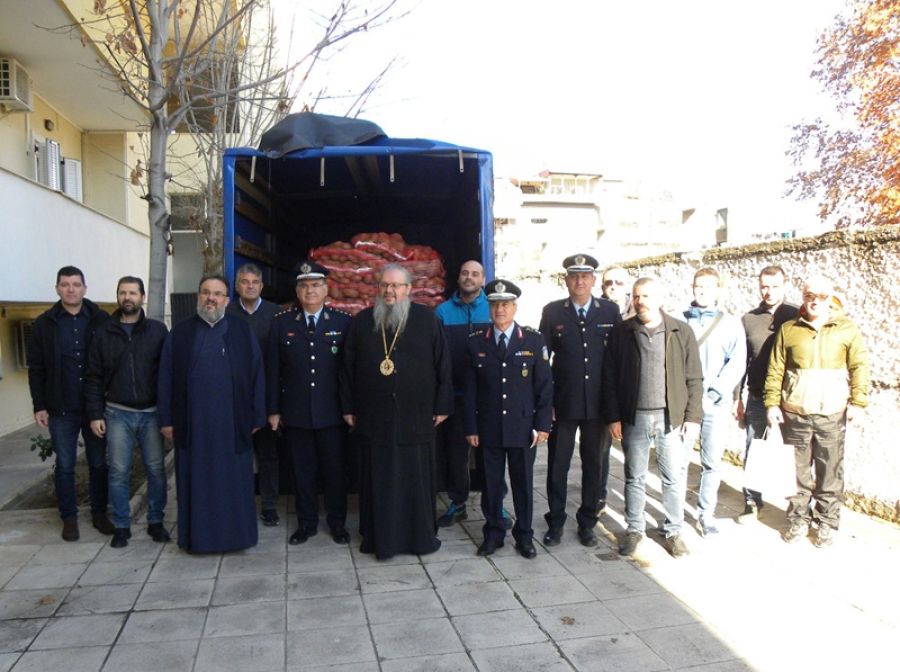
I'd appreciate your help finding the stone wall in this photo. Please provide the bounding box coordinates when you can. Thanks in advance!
[496,226,900,521]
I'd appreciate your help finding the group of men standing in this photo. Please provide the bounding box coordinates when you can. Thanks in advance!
[28,254,867,559]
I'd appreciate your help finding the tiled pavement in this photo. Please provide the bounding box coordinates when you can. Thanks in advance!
[0,444,898,671]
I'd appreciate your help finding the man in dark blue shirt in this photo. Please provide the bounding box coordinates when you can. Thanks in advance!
[28,266,111,542]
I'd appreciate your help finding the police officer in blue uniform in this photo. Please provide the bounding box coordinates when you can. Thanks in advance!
[267,261,352,545]
[540,254,621,547]
[464,280,553,559]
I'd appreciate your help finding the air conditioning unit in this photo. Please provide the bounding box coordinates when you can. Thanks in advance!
[35,138,61,190]
[0,57,33,112]
[61,157,83,202]
[16,320,34,370]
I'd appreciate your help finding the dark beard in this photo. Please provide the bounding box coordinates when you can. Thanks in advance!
[373,296,410,334]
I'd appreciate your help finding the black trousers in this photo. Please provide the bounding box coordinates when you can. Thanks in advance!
[437,398,471,505]
[544,418,606,531]
[283,426,347,531]
[482,443,536,545]
[253,426,279,511]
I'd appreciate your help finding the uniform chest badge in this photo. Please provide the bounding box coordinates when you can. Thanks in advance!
[331,345,338,354]
[521,366,529,377]
[477,352,487,358]
[287,331,295,337]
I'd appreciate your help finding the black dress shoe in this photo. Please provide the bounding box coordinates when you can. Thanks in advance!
[542,528,562,547]
[147,523,171,543]
[92,513,114,535]
[515,541,537,559]
[289,527,317,545]
[331,527,350,544]
[111,527,131,548]
[260,509,280,527]
[577,527,598,547]
[476,539,503,556]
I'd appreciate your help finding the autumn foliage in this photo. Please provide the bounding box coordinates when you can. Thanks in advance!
[787,0,900,227]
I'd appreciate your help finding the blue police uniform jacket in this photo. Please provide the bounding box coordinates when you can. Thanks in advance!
[463,323,553,447]
[266,305,351,429]
[538,296,621,420]
[435,290,491,396]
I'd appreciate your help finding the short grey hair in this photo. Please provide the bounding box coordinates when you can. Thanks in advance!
[235,263,263,279]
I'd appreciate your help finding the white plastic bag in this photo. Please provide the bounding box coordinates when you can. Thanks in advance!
[744,427,797,499]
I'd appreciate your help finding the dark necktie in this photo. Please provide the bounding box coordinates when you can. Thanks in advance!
[307,315,316,334]
[498,332,507,358]
[578,307,586,321]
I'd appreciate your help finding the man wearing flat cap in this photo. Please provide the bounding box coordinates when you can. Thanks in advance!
[539,254,621,547]
[464,280,553,559]
[267,261,352,545]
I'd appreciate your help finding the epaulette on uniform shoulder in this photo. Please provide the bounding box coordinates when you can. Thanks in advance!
[274,306,297,318]
[522,325,541,334]
[469,329,485,338]
[328,307,352,317]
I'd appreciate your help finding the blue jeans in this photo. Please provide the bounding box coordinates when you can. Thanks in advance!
[48,412,108,520]
[697,398,731,520]
[742,395,767,507]
[622,410,691,537]
[105,407,167,528]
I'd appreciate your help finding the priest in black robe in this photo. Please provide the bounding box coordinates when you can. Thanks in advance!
[340,264,453,559]
[158,275,266,553]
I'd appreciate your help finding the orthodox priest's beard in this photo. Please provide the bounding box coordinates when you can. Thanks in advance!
[197,302,227,324]
[373,296,410,334]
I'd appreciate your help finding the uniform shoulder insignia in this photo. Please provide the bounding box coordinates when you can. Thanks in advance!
[523,325,541,334]
[327,306,352,317]
[469,329,485,338]
[274,306,297,318]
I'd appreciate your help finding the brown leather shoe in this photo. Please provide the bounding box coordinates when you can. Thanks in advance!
[92,513,114,535]
[62,518,80,542]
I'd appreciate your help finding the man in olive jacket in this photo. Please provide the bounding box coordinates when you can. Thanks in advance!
[602,277,703,558]
[765,275,869,548]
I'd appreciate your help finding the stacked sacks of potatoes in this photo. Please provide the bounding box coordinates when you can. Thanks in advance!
[309,232,446,315]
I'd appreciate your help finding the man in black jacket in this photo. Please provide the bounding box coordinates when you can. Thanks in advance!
[539,254,620,548]
[27,266,112,542]
[85,276,170,548]
[602,277,703,559]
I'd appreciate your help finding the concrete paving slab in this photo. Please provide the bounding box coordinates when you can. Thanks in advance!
[30,543,103,566]
[195,633,285,672]
[29,613,125,649]
[0,618,45,653]
[0,569,16,591]
[637,622,739,669]
[57,582,142,616]
[94,540,164,563]
[362,588,445,624]
[549,547,621,575]
[8,645,109,672]
[133,578,214,611]
[285,570,358,600]
[370,616,464,660]
[286,546,353,574]
[0,652,16,672]
[147,554,220,582]
[211,574,285,605]
[349,548,418,567]
[576,563,665,600]
[507,575,596,608]
[286,595,366,631]
[76,558,154,586]
[0,547,39,567]
[104,639,199,672]
[298,662,378,672]
[379,652,476,672]
[489,552,569,581]
[531,601,630,641]
[286,624,375,667]
[219,552,286,577]
[205,602,286,638]
[418,540,478,564]
[452,608,547,650]
[357,564,432,594]
[604,592,700,631]
[4,563,86,590]
[435,581,522,616]
[469,641,574,672]
[0,589,67,619]
[424,558,501,588]
[558,632,670,672]
[117,607,206,644]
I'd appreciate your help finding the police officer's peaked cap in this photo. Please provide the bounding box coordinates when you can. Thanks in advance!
[563,254,599,273]
[294,260,329,281]
[485,279,521,302]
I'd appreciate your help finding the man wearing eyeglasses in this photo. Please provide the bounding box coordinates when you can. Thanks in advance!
[601,266,635,319]
[339,263,453,559]
[158,275,266,553]
[267,261,352,545]
[764,275,869,548]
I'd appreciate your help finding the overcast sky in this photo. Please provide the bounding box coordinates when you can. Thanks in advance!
[283,0,850,236]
